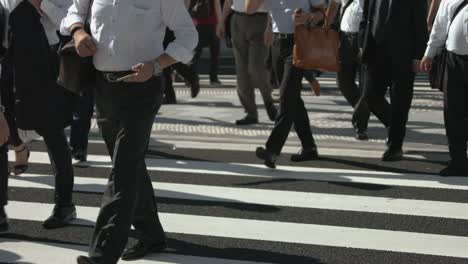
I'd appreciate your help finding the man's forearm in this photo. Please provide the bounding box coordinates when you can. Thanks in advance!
[427,0,441,26]
[326,1,339,26]
[221,0,232,22]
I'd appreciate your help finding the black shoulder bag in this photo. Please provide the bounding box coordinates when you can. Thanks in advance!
[58,0,95,95]
[430,0,468,91]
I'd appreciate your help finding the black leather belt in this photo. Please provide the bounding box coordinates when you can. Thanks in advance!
[100,71,134,83]
[232,11,268,17]
[274,33,294,39]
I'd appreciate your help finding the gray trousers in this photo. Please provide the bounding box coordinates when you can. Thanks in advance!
[231,12,274,119]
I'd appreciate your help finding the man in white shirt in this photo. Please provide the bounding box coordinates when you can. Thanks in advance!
[62,1,198,263]
[246,0,326,168]
[421,0,468,176]
[220,0,277,125]
[1,0,77,230]
[328,0,371,140]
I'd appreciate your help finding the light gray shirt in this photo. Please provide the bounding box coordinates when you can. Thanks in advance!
[334,0,364,33]
[264,0,326,34]
[61,0,198,71]
[0,0,72,47]
[425,0,468,57]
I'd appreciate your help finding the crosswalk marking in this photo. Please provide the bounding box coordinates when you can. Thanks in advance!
[6,201,468,259]
[0,239,270,264]
[11,151,468,191]
[8,173,468,220]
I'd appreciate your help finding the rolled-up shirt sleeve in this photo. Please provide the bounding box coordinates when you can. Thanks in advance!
[161,0,198,64]
[425,1,449,58]
[60,0,90,35]
[41,0,72,28]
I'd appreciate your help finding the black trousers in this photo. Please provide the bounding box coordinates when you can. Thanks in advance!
[192,24,220,82]
[0,58,23,147]
[443,51,468,165]
[0,145,8,207]
[89,75,165,264]
[163,62,198,101]
[266,35,316,154]
[36,128,75,205]
[70,87,94,151]
[362,44,413,149]
[338,32,370,131]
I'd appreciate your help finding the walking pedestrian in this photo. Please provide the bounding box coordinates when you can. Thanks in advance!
[62,0,198,263]
[190,0,223,86]
[1,0,76,229]
[328,0,371,140]
[421,0,468,176]
[220,0,277,125]
[359,0,428,161]
[246,0,327,169]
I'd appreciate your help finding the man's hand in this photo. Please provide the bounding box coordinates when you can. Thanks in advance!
[73,29,97,58]
[123,62,155,83]
[420,56,433,73]
[293,9,310,26]
[216,23,225,39]
[264,27,273,47]
[0,113,10,146]
[29,0,43,12]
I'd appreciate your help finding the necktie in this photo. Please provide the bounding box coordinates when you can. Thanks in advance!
[372,0,390,43]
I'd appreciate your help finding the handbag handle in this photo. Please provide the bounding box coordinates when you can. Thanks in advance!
[308,7,329,30]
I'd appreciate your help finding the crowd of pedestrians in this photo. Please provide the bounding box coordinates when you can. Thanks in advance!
[0,0,466,263]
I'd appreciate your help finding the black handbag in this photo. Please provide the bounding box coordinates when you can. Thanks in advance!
[57,1,95,95]
[430,0,468,91]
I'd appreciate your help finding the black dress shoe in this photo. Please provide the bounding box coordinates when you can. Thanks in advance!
[210,79,222,86]
[291,147,319,162]
[0,208,8,234]
[71,148,87,162]
[43,204,77,229]
[439,163,468,177]
[355,130,369,141]
[381,147,403,162]
[266,105,278,122]
[235,116,258,126]
[190,78,201,98]
[121,240,167,261]
[77,256,99,264]
[255,147,277,169]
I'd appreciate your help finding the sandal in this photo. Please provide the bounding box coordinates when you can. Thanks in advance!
[13,145,30,176]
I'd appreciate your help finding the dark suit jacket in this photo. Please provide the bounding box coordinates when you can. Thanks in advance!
[359,0,428,66]
[9,1,72,130]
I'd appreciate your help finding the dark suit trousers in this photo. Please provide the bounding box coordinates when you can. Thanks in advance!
[89,75,165,264]
[70,87,94,151]
[35,128,74,206]
[338,32,370,131]
[0,145,8,207]
[192,24,220,82]
[362,44,413,148]
[443,52,468,164]
[266,35,316,155]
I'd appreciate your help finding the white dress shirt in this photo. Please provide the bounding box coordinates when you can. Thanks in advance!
[232,0,267,13]
[264,0,326,34]
[334,0,363,33]
[425,0,468,58]
[62,0,198,72]
[0,0,72,47]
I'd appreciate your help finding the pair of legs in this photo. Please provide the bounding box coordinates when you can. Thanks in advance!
[70,87,94,161]
[87,75,166,264]
[337,32,371,138]
[440,51,468,176]
[361,44,413,160]
[257,35,317,168]
[231,12,276,123]
[192,24,221,84]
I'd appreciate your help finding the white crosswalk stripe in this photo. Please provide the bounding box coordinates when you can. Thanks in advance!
[2,138,468,264]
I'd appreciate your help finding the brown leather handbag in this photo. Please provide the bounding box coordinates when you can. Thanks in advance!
[293,10,340,72]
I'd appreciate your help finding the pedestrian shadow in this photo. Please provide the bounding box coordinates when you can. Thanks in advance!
[0,249,33,264]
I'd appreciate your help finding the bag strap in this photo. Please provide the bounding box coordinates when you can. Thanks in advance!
[450,0,468,29]
[339,0,354,23]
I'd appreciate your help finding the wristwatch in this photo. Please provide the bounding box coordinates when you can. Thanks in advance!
[153,59,163,77]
